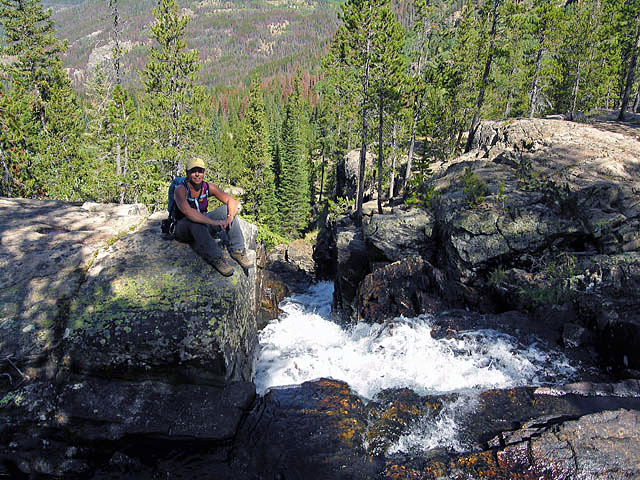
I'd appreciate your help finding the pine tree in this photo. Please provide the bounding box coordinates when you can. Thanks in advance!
[240,78,279,231]
[518,0,563,118]
[403,0,433,193]
[141,0,203,179]
[0,0,66,102]
[369,6,405,213]
[0,85,39,197]
[618,0,640,119]
[327,0,401,219]
[214,119,243,188]
[0,0,85,201]
[465,0,501,152]
[278,77,311,237]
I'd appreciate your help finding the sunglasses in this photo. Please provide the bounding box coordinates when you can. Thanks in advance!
[189,167,205,174]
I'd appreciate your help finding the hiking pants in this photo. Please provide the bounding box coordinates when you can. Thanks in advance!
[174,205,245,261]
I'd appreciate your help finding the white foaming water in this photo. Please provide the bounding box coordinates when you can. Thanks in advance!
[255,281,577,398]
[387,394,478,454]
[255,281,578,453]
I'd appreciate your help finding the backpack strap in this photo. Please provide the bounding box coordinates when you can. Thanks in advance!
[185,179,206,213]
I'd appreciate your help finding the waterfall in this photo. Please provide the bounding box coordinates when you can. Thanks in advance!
[256,282,577,399]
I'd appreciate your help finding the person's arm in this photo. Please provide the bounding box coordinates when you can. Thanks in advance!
[174,184,225,227]
[208,183,239,228]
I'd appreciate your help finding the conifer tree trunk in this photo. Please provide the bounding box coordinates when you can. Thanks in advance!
[110,0,128,203]
[402,4,432,194]
[529,39,544,118]
[109,0,121,85]
[356,32,372,220]
[377,93,384,214]
[570,61,581,120]
[404,102,419,193]
[619,17,640,120]
[0,149,10,198]
[319,146,325,205]
[389,121,396,199]
[466,0,499,153]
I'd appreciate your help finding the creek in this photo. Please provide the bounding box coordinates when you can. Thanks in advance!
[255,281,579,454]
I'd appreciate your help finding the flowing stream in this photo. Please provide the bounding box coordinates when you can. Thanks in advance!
[255,281,579,453]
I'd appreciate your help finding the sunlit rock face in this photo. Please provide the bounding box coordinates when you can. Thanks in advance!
[0,200,260,477]
[0,199,148,380]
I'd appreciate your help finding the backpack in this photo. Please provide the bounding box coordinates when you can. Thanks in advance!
[167,176,186,219]
[161,177,187,237]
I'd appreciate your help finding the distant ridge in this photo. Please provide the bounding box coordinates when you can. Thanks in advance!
[45,0,340,89]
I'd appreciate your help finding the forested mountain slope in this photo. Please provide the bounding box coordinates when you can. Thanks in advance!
[45,0,340,88]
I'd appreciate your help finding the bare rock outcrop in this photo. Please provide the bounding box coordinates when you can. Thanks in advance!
[0,199,260,477]
[316,118,640,372]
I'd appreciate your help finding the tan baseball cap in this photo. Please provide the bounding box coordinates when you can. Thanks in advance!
[186,157,206,172]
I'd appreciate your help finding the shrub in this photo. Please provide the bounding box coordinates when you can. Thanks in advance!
[462,166,488,208]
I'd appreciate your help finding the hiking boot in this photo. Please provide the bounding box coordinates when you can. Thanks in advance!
[230,249,252,268]
[210,256,234,276]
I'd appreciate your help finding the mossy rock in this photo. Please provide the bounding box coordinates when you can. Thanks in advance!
[64,215,258,385]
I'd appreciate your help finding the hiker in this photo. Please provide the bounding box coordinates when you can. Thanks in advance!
[173,157,252,276]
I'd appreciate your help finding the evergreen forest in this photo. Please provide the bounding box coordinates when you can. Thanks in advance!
[1,0,639,245]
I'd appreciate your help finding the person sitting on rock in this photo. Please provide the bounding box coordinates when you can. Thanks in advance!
[174,156,252,276]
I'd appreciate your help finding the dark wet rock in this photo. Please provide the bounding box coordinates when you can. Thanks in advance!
[535,378,640,397]
[493,409,640,479]
[256,269,290,329]
[354,257,452,323]
[458,386,640,450]
[257,240,315,328]
[365,388,445,456]
[233,378,379,480]
[57,377,255,441]
[382,407,640,479]
[231,379,640,479]
[313,204,339,280]
[334,216,370,319]
[427,309,558,344]
[562,322,594,348]
[265,239,315,292]
[0,376,256,476]
[108,451,145,473]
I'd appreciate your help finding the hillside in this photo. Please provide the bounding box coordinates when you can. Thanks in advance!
[44,0,340,90]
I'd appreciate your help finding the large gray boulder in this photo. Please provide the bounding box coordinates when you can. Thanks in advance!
[363,206,435,263]
[432,118,640,368]
[0,199,260,477]
[64,212,258,385]
[334,216,370,319]
[336,149,376,202]
[317,118,640,368]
